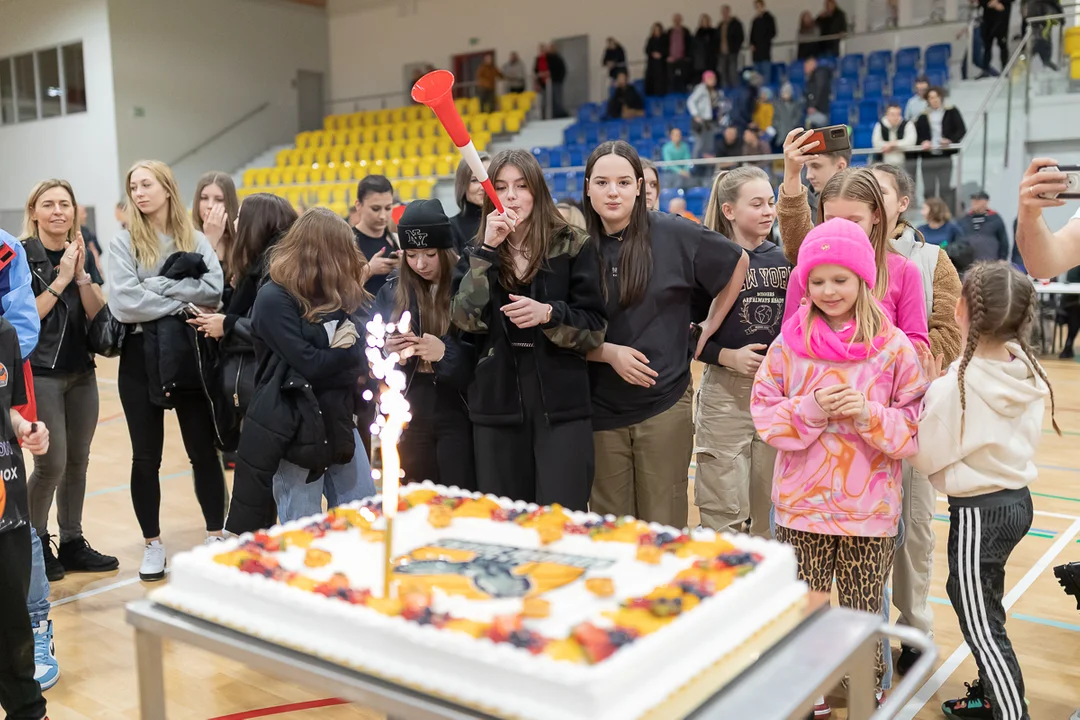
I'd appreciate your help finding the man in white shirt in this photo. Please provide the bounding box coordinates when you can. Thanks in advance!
[904,76,930,121]
[872,102,916,170]
[1015,158,1080,277]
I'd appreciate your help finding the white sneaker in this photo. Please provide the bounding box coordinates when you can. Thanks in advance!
[1069,709,1079,720]
[32,620,59,691]
[203,535,226,546]
[139,540,167,581]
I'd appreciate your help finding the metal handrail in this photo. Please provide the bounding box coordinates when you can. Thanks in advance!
[169,101,271,167]
[327,79,483,113]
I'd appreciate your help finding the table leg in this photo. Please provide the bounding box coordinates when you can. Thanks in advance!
[135,628,167,720]
[847,637,878,720]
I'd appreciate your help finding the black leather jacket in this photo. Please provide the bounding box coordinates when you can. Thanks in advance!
[22,236,91,372]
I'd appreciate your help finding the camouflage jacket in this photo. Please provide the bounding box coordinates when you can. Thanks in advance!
[449,227,607,426]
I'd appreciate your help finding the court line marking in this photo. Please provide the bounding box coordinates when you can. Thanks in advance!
[927,597,1080,633]
[50,571,169,608]
[208,697,349,720]
[935,497,1080,522]
[896,517,1080,720]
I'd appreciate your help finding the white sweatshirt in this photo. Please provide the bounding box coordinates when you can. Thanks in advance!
[909,342,1047,500]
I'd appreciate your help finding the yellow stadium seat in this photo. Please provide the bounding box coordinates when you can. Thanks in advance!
[354,144,373,161]
[1072,56,1080,80]
[419,138,438,156]
[465,97,480,115]
[267,168,282,186]
[295,132,312,150]
[325,167,341,183]
[301,150,316,166]
[252,168,271,187]
[403,140,421,157]
[505,111,524,133]
[1066,26,1080,56]
[417,156,436,176]
[316,186,333,205]
[243,168,260,187]
[352,163,369,181]
[373,109,391,126]
[328,130,345,146]
[287,150,303,166]
[473,133,490,151]
[415,178,436,199]
[498,94,517,113]
[389,107,407,124]
[371,143,390,160]
[295,168,310,184]
[388,141,405,159]
[422,119,441,138]
[466,115,487,134]
[280,167,297,185]
[397,180,417,201]
[340,147,358,165]
[326,115,340,131]
[453,98,469,114]
[436,138,455,155]
[312,149,328,166]
[400,158,419,178]
[309,168,325,184]
[518,91,536,111]
[374,126,393,143]
[286,189,304,207]
[486,112,505,134]
[362,127,379,144]
[384,160,402,179]
[331,201,348,216]
[342,113,359,129]
[346,129,362,146]
[336,183,353,204]
[274,149,291,167]
[435,155,453,175]
[329,148,344,165]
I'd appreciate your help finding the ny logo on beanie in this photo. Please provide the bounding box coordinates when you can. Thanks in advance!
[406,229,428,247]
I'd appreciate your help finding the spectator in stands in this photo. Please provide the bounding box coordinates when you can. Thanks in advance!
[545,43,569,119]
[352,175,399,295]
[476,54,502,114]
[958,190,1010,261]
[642,160,662,210]
[904,76,930,121]
[772,82,803,151]
[667,14,693,92]
[797,11,821,59]
[979,0,1012,78]
[693,15,719,85]
[816,0,848,56]
[607,71,645,119]
[662,127,694,186]
[742,124,771,167]
[1026,0,1063,71]
[919,197,964,247]
[645,23,668,96]
[534,44,551,113]
[688,71,721,158]
[750,0,778,79]
[502,52,526,94]
[716,125,743,168]
[668,197,700,223]
[915,86,966,211]
[450,153,491,254]
[77,206,101,267]
[717,5,745,89]
[753,88,775,138]
[803,56,832,128]
[602,39,629,87]
[872,102,916,167]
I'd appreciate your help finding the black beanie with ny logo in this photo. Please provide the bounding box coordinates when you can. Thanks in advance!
[397,199,454,250]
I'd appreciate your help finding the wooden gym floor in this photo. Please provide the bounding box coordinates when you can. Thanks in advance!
[40,356,1080,720]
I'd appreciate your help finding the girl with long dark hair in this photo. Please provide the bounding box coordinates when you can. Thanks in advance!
[448,153,491,254]
[191,171,239,276]
[375,200,475,489]
[583,141,748,528]
[450,149,606,510]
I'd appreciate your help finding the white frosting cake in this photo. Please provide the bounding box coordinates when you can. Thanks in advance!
[153,482,806,720]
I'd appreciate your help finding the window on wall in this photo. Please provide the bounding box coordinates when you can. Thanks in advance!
[0,42,86,126]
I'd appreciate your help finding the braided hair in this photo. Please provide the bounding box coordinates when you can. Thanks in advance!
[956,262,1061,437]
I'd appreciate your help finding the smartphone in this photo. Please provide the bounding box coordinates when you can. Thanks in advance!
[1038,165,1080,200]
[688,323,703,356]
[182,303,202,317]
[805,125,852,155]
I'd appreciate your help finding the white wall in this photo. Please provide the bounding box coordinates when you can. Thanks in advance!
[0,0,122,245]
[108,0,330,201]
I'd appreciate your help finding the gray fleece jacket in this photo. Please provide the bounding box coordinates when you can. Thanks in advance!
[107,229,223,325]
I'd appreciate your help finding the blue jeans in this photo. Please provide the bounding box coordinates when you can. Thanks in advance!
[272,430,375,523]
[27,530,50,626]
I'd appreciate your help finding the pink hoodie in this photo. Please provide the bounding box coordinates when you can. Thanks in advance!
[782,251,931,350]
[751,306,929,537]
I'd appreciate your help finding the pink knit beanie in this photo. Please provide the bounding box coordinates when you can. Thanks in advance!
[796,218,877,290]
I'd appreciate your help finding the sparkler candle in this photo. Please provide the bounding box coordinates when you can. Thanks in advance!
[365,312,413,598]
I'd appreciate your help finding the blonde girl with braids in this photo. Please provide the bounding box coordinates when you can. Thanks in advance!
[695,167,789,537]
[781,168,930,352]
[107,160,225,582]
[911,261,1058,720]
[871,162,963,675]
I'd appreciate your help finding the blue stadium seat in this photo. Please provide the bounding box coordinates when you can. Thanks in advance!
[649,116,671,139]
[685,186,711,215]
[840,54,864,80]
[830,102,852,125]
[563,124,583,145]
[567,146,586,167]
[635,139,656,161]
[771,62,787,85]
[896,47,921,71]
[659,188,683,210]
[893,70,917,97]
[602,121,625,141]
[563,172,580,197]
[647,97,665,118]
[849,154,869,167]
[531,148,550,167]
[867,50,892,77]
[858,99,883,124]
[834,78,857,102]
[578,103,600,124]
[632,79,646,97]
[925,43,951,70]
[583,124,601,146]
[663,94,687,116]
[551,172,568,194]
[818,56,837,70]
[927,67,948,87]
[787,61,806,84]
[548,149,565,168]
[853,124,874,149]
[627,118,648,142]
[670,115,692,135]
[863,75,886,100]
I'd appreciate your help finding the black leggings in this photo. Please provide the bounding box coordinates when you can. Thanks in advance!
[118,333,226,538]
[0,524,46,720]
[399,374,475,491]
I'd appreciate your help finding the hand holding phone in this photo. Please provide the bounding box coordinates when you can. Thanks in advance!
[1037,165,1080,200]
[182,303,203,317]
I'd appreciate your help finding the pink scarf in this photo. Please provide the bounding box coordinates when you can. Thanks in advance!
[781,299,892,362]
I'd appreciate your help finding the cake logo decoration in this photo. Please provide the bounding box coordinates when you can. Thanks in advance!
[395,540,614,599]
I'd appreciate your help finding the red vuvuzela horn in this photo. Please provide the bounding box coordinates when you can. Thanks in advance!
[411,70,504,214]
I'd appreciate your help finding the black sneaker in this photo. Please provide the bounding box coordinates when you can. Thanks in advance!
[942,680,993,718]
[40,536,65,582]
[1056,561,1080,610]
[58,537,119,573]
[896,644,922,675]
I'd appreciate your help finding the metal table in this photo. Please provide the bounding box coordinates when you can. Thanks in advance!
[126,599,936,720]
